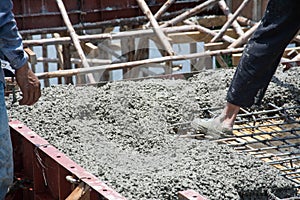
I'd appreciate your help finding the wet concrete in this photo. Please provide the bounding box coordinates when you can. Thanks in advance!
[7,66,300,199]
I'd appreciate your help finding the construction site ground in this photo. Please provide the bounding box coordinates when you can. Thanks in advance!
[6,66,300,199]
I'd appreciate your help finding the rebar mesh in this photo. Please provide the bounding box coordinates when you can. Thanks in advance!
[219,104,300,190]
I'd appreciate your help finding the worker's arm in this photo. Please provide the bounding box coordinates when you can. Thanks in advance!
[0,0,41,105]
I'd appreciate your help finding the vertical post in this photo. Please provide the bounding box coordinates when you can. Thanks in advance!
[190,43,197,71]
[56,0,95,84]
[211,0,251,42]
[26,35,36,73]
[218,0,244,37]
[252,0,262,21]
[98,33,111,82]
[62,44,73,84]
[53,33,64,84]
[144,0,176,28]
[41,34,50,87]
[136,0,175,56]
[226,0,233,9]
[120,26,136,79]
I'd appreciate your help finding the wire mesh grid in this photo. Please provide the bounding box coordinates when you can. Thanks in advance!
[218,104,300,191]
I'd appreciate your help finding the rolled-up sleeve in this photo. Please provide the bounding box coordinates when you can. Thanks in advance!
[0,0,28,70]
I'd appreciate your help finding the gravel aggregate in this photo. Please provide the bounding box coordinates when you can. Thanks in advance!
[7,66,300,199]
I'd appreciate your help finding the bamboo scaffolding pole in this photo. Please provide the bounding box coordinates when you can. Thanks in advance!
[218,0,244,37]
[36,47,244,79]
[136,0,175,60]
[227,22,259,48]
[42,34,50,87]
[291,54,300,62]
[24,25,234,46]
[136,0,175,56]
[26,35,36,73]
[211,0,251,42]
[161,0,219,28]
[293,34,300,43]
[183,20,236,43]
[62,43,73,84]
[185,15,230,69]
[120,25,136,78]
[53,33,64,83]
[56,0,95,83]
[144,0,176,28]
[37,57,112,65]
[237,16,257,26]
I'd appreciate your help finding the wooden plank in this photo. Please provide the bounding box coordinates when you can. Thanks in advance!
[178,190,208,200]
[197,15,227,28]
[204,42,229,51]
[65,182,90,200]
[82,42,98,56]
[283,47,300,58]
[24,47,37,65]
[168,28,248,44]
[232,53,242,66]
[233,46,300,66]
[215,55,229,68]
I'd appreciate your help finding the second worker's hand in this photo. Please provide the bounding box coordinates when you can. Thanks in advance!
[15,63,41,105]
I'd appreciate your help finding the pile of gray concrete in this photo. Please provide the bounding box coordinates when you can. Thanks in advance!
[7,66,300,199]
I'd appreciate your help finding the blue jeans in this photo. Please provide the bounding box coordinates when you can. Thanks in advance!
[0,83,13,200]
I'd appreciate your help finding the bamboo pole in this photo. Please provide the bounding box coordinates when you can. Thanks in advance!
[120,25,136,78]
[98,36,111,82]
[136,0,175,56]
[136,0,175,61]
[291,53,300,62]
[24,25,234,46]
[42,34,50,87]
[237,16,257,26]
[36,47,244,79]
[144,0,176,28]
[62,43,73,84]
[227,22,259,48]
[218,0,244,37]
[293,34,300,44]
[161,0,219,28]
[26,35,36,73]
[37,57,112,65]
[53,33,63,84]
[183,20,236,43]
[56,0,95,83]
[211,0,251,42]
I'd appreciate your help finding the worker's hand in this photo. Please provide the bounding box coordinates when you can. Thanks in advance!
[15,64,41,105]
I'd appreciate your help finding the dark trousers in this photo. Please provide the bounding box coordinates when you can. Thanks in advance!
[226,0,300,107]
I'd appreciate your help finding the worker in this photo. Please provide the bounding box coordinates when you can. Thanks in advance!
[0,0,41,199]
[191,0,300,138]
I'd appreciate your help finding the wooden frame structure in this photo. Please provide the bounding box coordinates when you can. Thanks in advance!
[13,0,300,87]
